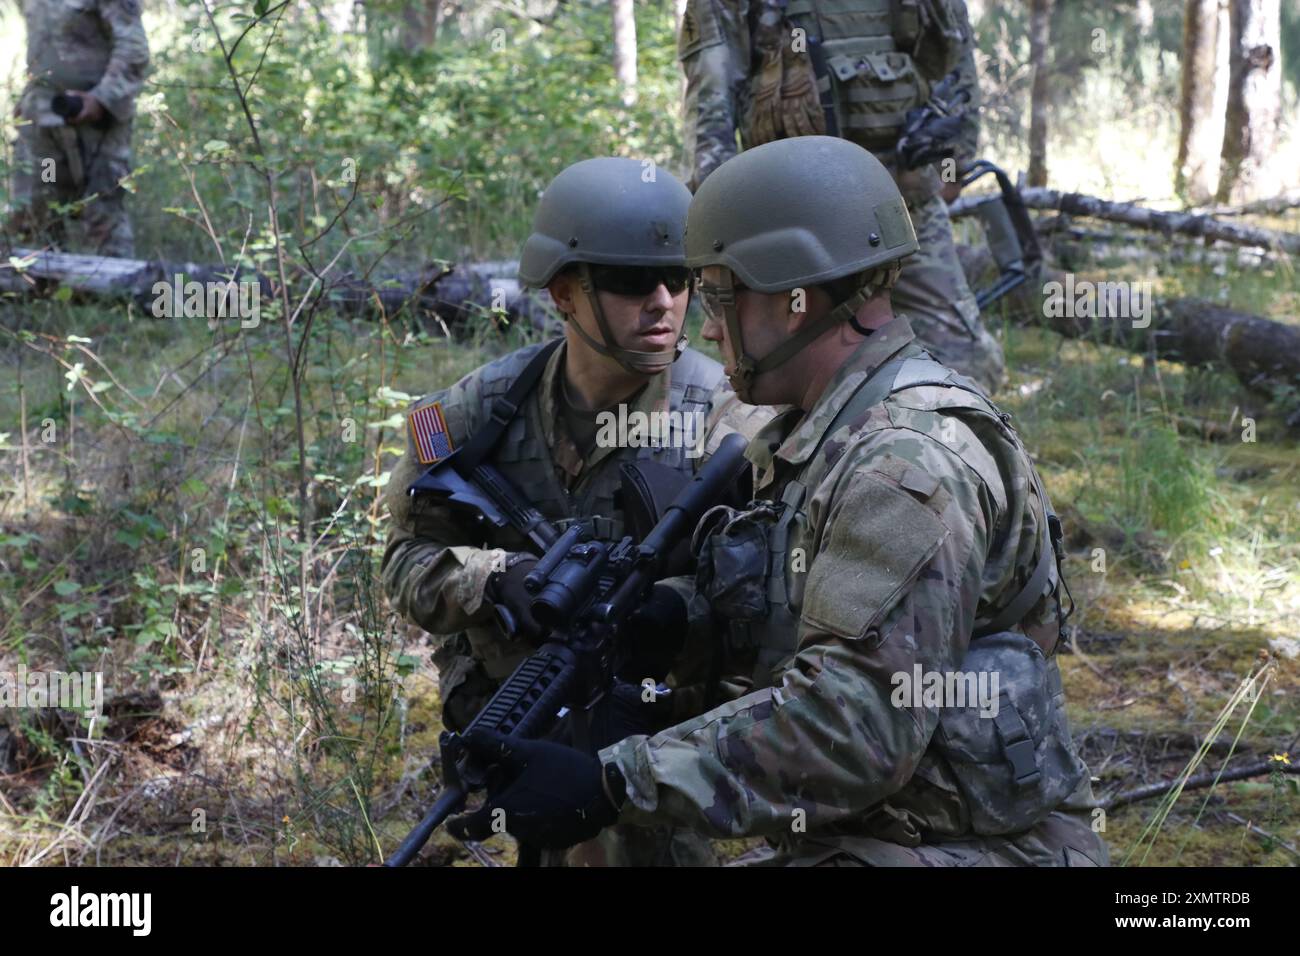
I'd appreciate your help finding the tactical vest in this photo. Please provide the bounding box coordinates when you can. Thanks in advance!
[696,346,1066,695]
[696,348,1088,836]
[771,0,930,153]
[439,342,721,544]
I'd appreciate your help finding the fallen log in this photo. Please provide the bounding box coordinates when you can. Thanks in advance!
[7,245,1299,396]
[1190,189,1300,218]
[951,187,1300,255]
[956,243,1300,394]
[0,247,559,333]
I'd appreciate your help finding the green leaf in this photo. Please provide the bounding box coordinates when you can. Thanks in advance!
[54,285,73,303]
[254,0,269,15]
[53,580,81,596]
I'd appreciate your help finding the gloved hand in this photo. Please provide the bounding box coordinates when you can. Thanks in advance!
[619,584,688,684]
[485,553,544,645]
[579,679,673,751]
[446,730,625,850]
[777,44,825,138]
[747,45,785,146]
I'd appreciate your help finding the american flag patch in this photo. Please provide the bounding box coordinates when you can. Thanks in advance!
[408,401,455,464]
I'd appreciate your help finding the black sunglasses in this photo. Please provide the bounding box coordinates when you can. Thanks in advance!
[588,265,692,297]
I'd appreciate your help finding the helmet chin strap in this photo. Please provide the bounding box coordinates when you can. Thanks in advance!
[572,263,686,375]
[720,264,900,404]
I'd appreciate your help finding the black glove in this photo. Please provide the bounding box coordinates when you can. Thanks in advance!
[574,679,671,751]
[485,554,544,645]
[445,730,625,850]
[619,584,688,684]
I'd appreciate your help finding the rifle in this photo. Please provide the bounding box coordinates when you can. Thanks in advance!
[384,432,751,866]
[408,451,560,555]
[894,71,1042,310]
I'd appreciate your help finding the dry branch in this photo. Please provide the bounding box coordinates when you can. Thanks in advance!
[1103,759,1298,810]
[951,187,1300,255]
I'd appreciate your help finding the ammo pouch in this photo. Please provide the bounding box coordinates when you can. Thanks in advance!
[780,0,932,152]
[931,631,1088,835]
[692,501,783,621]
[692,488,805,687]
[822,43,928,151]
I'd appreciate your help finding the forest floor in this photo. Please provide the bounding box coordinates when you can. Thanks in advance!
[0,229,1297,867]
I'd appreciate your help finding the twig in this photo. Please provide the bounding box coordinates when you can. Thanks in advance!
[1104,759,1298,810]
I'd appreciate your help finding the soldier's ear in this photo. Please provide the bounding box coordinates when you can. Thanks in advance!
[546,272,579,317]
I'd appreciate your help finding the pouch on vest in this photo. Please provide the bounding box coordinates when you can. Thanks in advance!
[931,631,1088,835]
[692,502,781,621]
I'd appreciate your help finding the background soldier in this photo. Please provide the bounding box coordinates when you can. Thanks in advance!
[382,157,764,866]
[10,0,149,257]
[677,0,1005,393]
[445,137,1108,868]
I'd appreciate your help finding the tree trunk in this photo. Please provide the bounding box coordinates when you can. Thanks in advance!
[1217,0,1283,204]
[1176,0,1225,204]
[948,186,1300,255]
[611,0,639,107]
[11,247,1300,396]
[399,0,442,52]
[954,243,1300,395]
[1026,0,1053,188]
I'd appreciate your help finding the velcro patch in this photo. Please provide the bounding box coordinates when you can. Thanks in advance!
[408,401,455,464]
[874,198,916,250]
[802,469,951,639]
[899,465,940,500]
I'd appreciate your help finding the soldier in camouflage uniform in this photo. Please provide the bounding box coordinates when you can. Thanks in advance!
[382,158,767,866]
[446,138,1108,867]
[9,0,149,257]
[677,0,1005,393]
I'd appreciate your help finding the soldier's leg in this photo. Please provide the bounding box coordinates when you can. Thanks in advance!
[892,188,1007,395]
[430,634,501,734]
[9,121,73,249]
[564,823,718,867]
[79,120,135,258]
[789,809,1108,867]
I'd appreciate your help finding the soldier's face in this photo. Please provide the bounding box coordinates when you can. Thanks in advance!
[699,266,790,404]
[553,268,689,371]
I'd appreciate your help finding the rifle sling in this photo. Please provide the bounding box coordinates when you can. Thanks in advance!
[454,338,564,476]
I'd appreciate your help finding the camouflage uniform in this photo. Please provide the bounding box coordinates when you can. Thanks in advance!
[677,0,1005,392]
[11,0,149,257]
[600,315,1108,866]
[382,338,770,866]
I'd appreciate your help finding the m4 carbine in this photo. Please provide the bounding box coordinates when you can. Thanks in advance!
[384,431,750,866]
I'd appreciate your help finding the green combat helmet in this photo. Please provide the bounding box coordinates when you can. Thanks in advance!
[519,158,693,374]
[687,136,919,400]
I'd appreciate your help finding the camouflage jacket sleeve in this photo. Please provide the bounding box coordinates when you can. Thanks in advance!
[379,386,503,637]
[601,426,1001,839]
[947,0,981,164]
[680,0,751,190]
[89,0,150,122]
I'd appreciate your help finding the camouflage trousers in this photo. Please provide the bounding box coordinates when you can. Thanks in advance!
[10,112,136,258]
[433,635,718,867]
[741,810,1109,867]
[890,166,1006,395]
